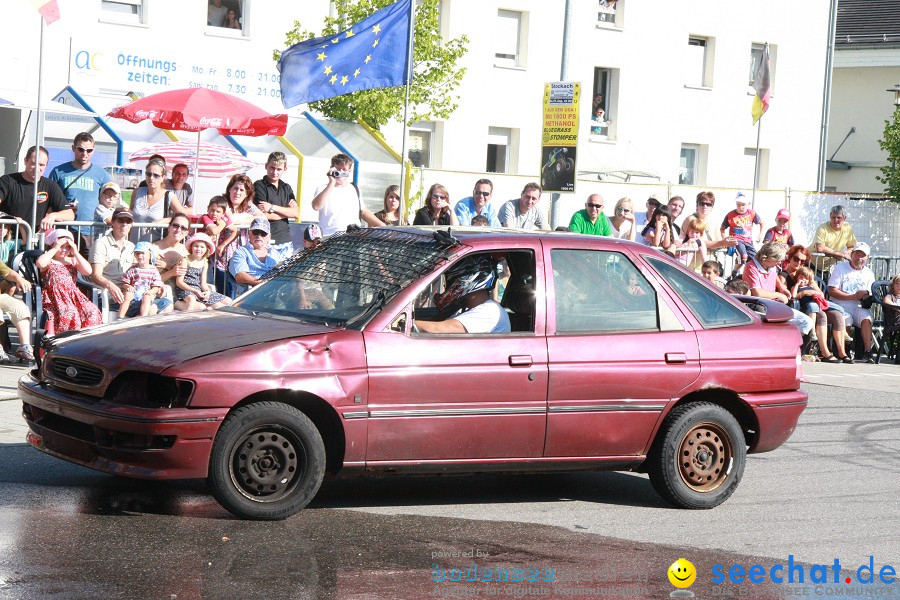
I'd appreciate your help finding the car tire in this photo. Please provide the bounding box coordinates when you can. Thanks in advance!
[208,401,326,520]
[648,402,746,509]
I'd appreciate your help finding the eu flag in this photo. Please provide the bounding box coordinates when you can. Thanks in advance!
[278,0,412,108]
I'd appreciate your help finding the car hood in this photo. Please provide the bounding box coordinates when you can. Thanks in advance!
[45,311,336,373]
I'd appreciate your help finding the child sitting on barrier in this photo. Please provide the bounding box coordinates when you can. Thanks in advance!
[119,241,170,318]
[175,233,231,311]
[676,215,709,270]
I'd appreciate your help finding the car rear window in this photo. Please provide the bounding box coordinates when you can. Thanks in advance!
[646,257,753,328]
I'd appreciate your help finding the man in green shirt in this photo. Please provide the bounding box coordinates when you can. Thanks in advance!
[569,194,611,236]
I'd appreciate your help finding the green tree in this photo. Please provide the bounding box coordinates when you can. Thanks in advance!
[274,0,468,129]
[876,106,900,203]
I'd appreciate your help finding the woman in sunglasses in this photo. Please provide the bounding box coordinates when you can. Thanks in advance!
[152,213,191,303]
[779,244,850,362]
[413,184,459,226]
[130,159,187,242]
[608,197,636,241]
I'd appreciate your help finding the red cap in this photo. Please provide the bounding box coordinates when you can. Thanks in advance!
[776,209,791,222]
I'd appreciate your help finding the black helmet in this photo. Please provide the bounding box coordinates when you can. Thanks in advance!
[434,255,497,313]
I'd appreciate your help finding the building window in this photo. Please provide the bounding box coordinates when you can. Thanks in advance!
[207,0,247,34]
[591,67,618,140]
[486,127,512,173]
[684,36,714,88]
[408,124,434,168]
[597,0,621,27]
[495,10,528,68]
[100,0,145,24]
[679,144,704,185]
[743,148,768,189]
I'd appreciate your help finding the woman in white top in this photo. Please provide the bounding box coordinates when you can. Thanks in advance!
[130,159,187,242]
[607,197,636,241]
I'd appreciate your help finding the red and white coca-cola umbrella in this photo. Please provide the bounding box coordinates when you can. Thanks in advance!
[108,88,288,186]
[129,141,256,178]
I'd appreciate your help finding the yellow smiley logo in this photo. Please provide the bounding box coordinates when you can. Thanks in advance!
[668,558,696,588]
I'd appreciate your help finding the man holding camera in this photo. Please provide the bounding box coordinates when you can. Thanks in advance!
[312,153,384,236]
[254,151,299,256]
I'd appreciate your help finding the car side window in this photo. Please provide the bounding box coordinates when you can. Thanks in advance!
[551,249,658,333]
[412,250,536,334]
[646,257,753,328]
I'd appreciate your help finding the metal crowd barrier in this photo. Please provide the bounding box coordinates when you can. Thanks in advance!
[0,218,34,265]
[47,220,254,300]
[808,253,897,284]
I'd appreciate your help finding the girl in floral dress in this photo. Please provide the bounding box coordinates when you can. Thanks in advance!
[37,229,102,335]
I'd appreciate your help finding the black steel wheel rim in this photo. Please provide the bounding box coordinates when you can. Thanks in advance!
[229,426,306,502]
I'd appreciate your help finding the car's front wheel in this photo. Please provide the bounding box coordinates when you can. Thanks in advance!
[208,402,326,520]
[648,402,746,509]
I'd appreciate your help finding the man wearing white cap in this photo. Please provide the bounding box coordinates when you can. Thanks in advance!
[828,242,876,363]
[228,217,284,295]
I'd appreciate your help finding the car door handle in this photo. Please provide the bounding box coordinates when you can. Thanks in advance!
[509,355,533,367]
[665,352,687,364]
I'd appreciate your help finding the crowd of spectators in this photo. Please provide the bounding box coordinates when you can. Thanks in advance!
[0,138,893,365]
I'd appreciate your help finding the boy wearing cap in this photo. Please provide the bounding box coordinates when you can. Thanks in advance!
[119,241,170,318]
[764,209,795,246]
[94,182,128,225]
[720,191,764,265]
[828,243,877,362]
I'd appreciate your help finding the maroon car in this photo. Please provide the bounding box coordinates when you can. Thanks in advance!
[19,227,806,519]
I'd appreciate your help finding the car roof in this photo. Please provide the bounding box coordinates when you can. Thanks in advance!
[391,225,645,250]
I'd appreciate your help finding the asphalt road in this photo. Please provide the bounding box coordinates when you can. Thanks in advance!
[0,381,897,599]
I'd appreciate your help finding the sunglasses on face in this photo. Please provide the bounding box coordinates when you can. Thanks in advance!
[586,203,603,209]
[251,230,268,236]
[789,256,807,263]
[146,172,164,179]
[698,201,714,207]
[474,190,491,196]
[616,207,632,214]
[431,194,447,200]
[74,146,94,154]
[169,223,189,231]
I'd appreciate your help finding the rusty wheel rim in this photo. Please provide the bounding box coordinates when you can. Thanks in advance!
[677,422,733,492]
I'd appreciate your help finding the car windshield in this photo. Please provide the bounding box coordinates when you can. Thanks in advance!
[227,228,462,328]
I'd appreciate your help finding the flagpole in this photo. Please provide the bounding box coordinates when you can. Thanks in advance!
[752,116,762,211]
[31,15,46,242]
[398,0,415,221]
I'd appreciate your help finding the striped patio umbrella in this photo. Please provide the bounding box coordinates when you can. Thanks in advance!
[129,141,257,178]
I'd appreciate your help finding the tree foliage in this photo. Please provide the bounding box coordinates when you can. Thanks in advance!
[876,106,900,203]
[274,0,468,129]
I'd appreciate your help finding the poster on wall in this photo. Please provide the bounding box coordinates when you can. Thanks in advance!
[540,82,579,193]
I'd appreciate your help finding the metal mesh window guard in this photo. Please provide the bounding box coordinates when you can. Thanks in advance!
[256,227,463,320]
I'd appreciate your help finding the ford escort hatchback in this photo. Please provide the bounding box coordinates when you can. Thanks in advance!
[20,227,807,520]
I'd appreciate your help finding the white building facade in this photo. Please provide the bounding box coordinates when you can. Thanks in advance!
[1,0,829,197]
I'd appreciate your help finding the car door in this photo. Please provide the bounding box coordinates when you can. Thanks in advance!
[362,248,549,462]
[543,246,701,457]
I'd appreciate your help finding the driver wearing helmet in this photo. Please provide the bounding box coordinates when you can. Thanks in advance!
[414,255,511,334]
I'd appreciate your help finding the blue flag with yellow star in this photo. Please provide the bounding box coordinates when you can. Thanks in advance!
[278,0,412,108]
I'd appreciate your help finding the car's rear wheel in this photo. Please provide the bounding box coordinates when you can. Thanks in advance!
[648,402,745,509]
[208,401,325,520]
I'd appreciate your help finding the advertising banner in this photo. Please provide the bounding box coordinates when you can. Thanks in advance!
[540,82,579,193]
